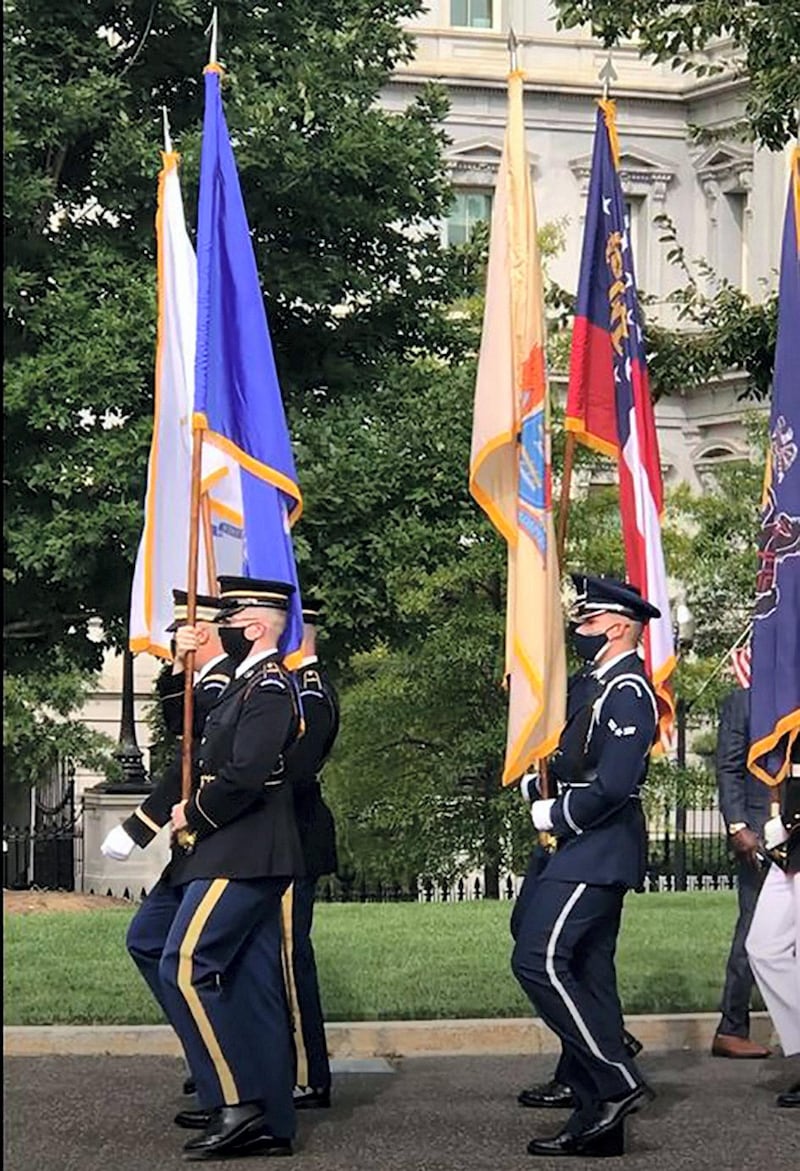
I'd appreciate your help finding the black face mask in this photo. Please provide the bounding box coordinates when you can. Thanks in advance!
[219,626,254,665]
[568,622,609,664]
[169,637,177,661]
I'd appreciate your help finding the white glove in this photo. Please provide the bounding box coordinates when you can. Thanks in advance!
[520,773,538,805]
[531,799,555,832]
[100,824,136,861]
[763,815,789,851]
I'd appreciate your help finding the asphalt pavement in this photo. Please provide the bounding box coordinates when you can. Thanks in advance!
[4,1051,799,1171]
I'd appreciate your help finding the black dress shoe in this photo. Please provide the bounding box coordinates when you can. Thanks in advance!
[236,1133,293,1157]
[623,1030,643,1059]
[183,1103,266,1161]
[175,1109,212,1130]
[518,1079,577,1109]
[574,1084,654,1147]
[777,1081,800,1108]
[183,1077,197,1096]
[527,1121,624,1158]
[293,1085,331,1110]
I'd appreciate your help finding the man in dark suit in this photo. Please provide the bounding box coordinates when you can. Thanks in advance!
[511,574,659,1158]
[282,596,340,1110]
[711,684,772,1058]
[109,577,306,1160]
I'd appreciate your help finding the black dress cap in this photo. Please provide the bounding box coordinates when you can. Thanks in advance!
[215,575,295,617]
[166,588,224,631]
[301,594,324,625]
[570,573,661,623]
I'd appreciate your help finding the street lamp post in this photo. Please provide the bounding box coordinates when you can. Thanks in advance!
[100,648,150,793]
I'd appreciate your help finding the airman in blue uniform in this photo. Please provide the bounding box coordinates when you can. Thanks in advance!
[511,574,660,1158]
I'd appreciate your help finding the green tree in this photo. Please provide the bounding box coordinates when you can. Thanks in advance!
[4,0,458,775]
[4,0,454,673]
[552,1,800,150]
[324,380,766,885]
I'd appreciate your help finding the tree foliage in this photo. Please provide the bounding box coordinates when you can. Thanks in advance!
[4,0,455,675]
[553,0,800,150]
[2,651,114,788]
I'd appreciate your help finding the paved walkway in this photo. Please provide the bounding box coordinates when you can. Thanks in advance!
[4,1052,799,1170]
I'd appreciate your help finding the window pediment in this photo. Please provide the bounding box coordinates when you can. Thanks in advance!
[568,147,675,201]
[693,142,753,195]
[445,137,538,185]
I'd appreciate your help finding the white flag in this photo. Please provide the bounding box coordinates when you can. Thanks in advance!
[129,148,243,659]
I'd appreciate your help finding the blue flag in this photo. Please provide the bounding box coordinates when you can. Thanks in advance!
[747,148,800,786]
[193,65,303,660]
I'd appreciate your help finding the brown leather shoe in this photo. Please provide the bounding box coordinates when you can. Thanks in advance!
[711,1033,771,1059]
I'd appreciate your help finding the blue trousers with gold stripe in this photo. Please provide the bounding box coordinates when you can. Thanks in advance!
[290,877,331,1090]
[127,876,295,1139]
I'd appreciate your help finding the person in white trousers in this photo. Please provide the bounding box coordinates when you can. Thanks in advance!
[746,754,800,1108]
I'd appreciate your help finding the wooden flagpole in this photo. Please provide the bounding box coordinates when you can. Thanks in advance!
[555,431,576,570]
[181,426,204,805]
[177,8,220,813]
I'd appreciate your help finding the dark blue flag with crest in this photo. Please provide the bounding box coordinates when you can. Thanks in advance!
[747,148,800,786]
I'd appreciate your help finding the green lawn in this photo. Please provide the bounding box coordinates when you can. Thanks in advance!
[3,892,739,1025]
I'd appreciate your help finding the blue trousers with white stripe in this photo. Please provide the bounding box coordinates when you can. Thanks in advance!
[511,878,641,1114]
[127,876,295,1139]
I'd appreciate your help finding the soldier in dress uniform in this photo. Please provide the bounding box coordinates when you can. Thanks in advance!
[511,574,659,1158]
[746,737,800,1108]
[109,577,306,1160]
[101,589,237,1099]
[283,596,340,1110]
[158,590,235,738]
[100,590,233,869]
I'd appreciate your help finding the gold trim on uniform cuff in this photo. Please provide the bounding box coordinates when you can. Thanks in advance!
[193,791,219,829]
[134,807,162,835]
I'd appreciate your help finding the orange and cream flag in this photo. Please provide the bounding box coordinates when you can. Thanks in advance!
[469,69,567,786]
[129,124,243,660]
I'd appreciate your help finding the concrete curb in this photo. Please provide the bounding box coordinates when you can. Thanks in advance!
[3,1013,774,1059]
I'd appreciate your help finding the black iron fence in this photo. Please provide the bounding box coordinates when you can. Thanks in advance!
[2,763,736,898]
[318,874,515,903]
[3,759,81,891]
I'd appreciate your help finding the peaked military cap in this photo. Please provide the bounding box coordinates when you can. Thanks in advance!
[301,595,324,625]
[215,575,295,617]
[570,573,661,623]
[166,589,224,631]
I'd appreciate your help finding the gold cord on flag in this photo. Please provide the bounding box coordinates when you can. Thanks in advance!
[598,99,621,169]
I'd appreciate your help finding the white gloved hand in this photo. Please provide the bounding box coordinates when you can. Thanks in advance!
[531,798,555,832]
[100,824,136,861]
[763,815,789,851]
[520,773,538,805]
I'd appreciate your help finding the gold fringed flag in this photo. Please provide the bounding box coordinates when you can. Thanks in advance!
[747,148,800,785]
[469,70,567,786]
